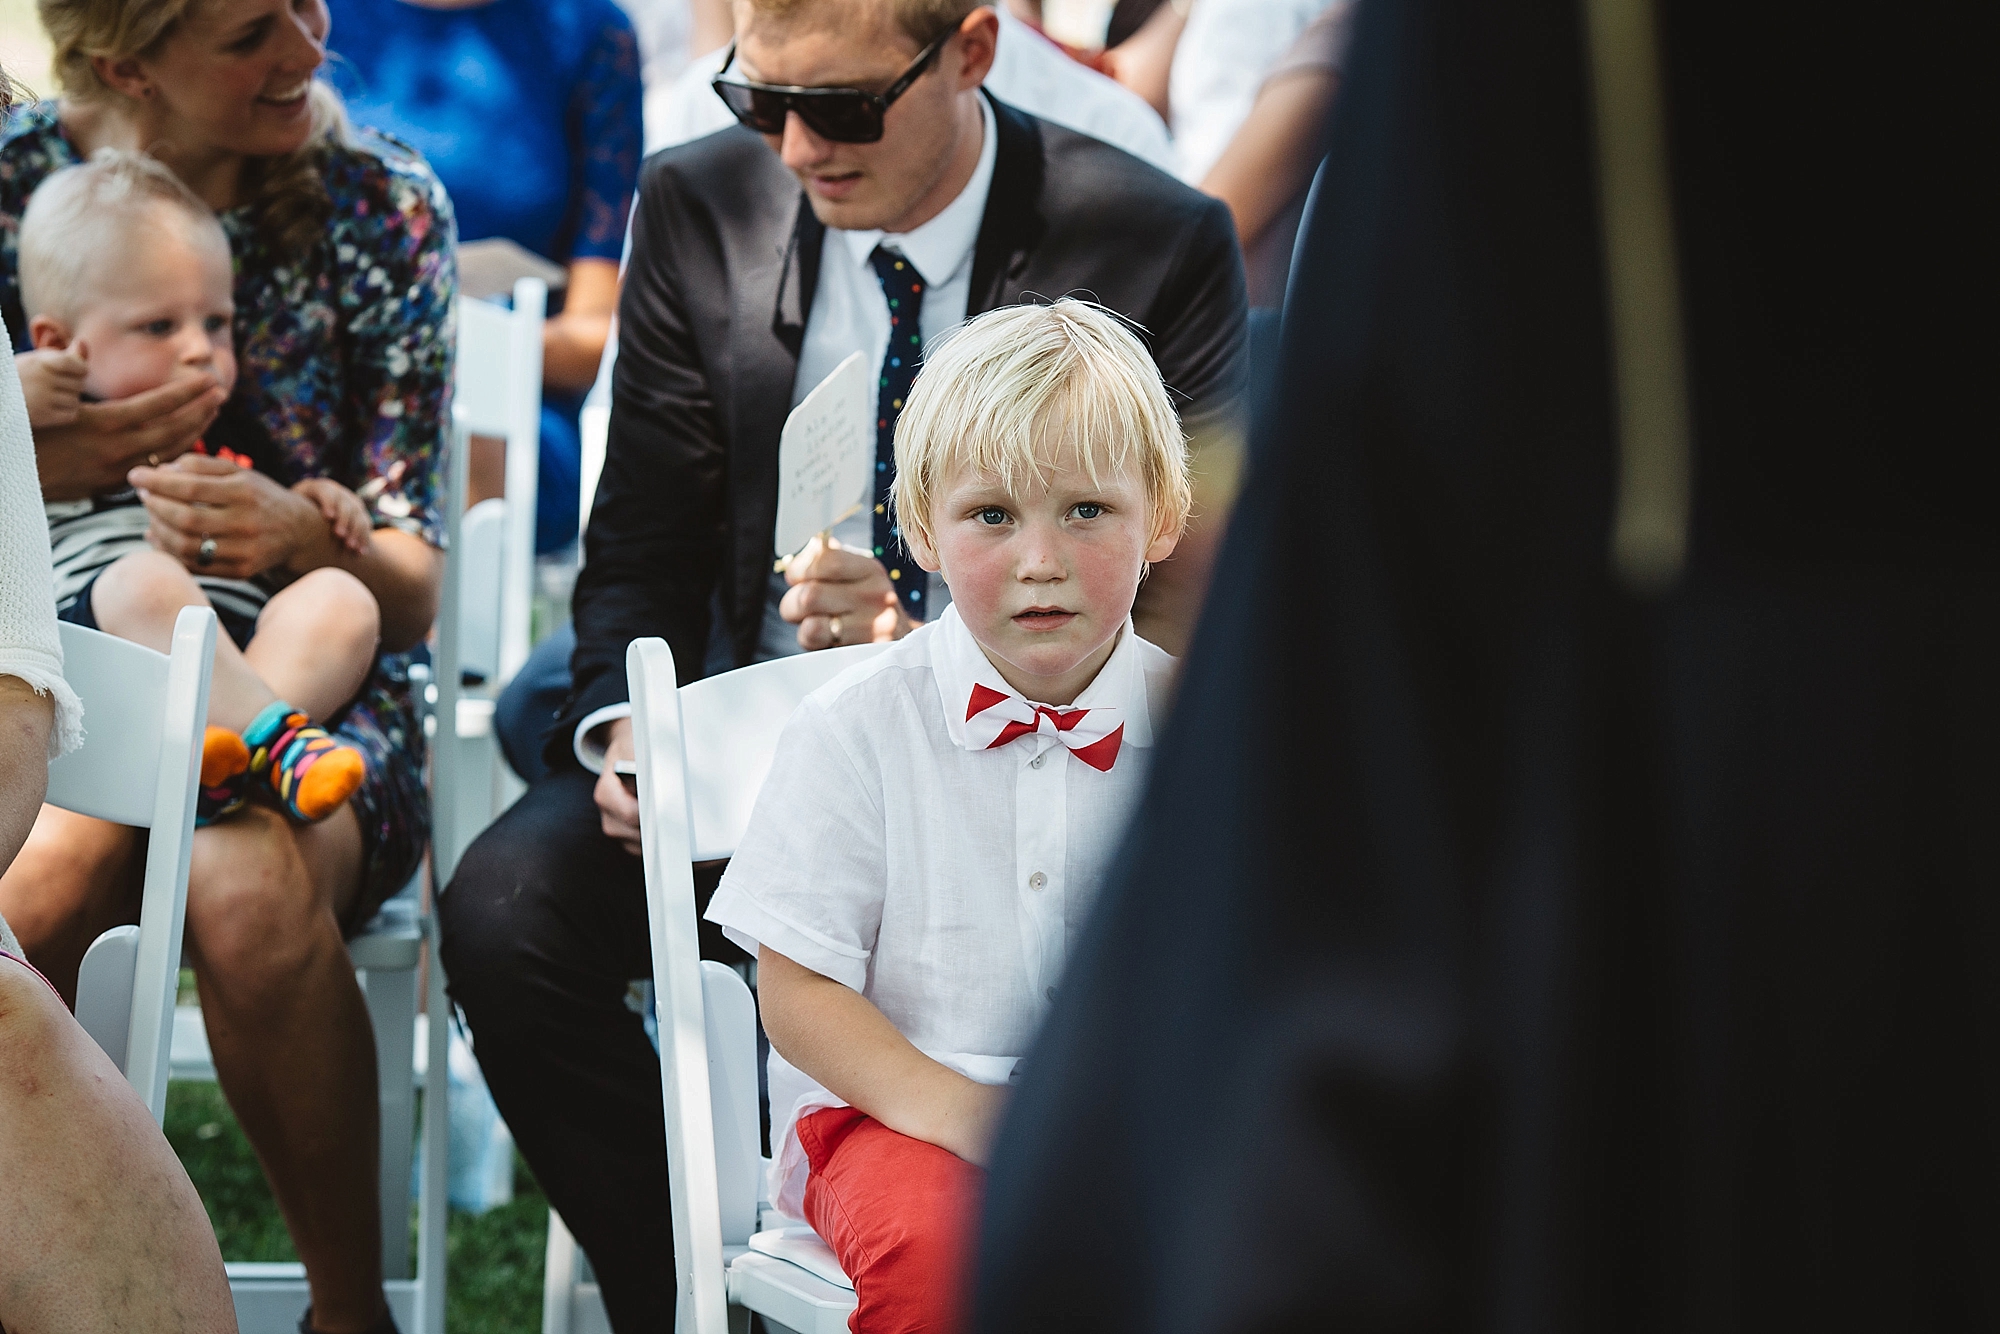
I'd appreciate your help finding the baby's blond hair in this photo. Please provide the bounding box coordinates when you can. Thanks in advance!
[891,299,1192,556]
[19,148,228,325]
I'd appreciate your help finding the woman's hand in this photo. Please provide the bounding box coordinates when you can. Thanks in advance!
[128,453,328,581]
[26,372,226,503]
[15,349,87,428]
[542,257,621,394]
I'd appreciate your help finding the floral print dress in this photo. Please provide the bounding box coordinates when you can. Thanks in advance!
[0,102,456,920]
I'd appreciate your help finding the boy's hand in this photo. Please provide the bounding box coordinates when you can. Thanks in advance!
[594,716,643,856]
[292,478,373,555]
[939,1079,1011,1168]
[15,348,87,428]
[779,535,917,649]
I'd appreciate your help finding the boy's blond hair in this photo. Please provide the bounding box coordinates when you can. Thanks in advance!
[891,299,1192,556]
[19,148,228,325]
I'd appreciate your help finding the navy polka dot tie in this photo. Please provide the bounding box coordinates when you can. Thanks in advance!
[868,245,926,618]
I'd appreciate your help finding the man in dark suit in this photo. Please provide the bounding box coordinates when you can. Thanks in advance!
[437,1,1245,1324]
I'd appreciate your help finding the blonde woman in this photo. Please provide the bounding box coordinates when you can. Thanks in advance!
[0,4,453,1331]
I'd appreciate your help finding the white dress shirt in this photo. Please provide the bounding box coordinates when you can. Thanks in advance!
[649,6,1174,172]
[797,93,996,617]
[705,602,1173,1217]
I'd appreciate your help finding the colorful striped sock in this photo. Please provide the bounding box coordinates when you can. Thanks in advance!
[244,701,367,823]
[196,727,250,826]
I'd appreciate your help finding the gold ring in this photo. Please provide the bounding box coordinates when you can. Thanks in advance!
[147,453,160,467]
[828,615,843,645]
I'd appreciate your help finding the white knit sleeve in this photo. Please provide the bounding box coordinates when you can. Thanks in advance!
[0,338,84,758]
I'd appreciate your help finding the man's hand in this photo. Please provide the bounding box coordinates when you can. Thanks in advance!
[27,372,224,502]
[779,536,917,650]
[15,348,87,428]
[594,716,642,856]
[293,478,374,556]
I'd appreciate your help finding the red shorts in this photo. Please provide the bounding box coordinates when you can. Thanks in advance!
[796,1106,984,1334]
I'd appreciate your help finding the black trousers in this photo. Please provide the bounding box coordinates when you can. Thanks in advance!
[437,768,742,1332]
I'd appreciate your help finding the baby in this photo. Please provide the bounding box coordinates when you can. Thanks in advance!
[17,150,375,825]
[705,299,1191,1330]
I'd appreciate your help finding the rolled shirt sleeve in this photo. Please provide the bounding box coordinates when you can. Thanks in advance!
[705,698,887,994]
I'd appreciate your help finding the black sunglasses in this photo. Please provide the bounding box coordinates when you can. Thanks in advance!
[711,32,951,144]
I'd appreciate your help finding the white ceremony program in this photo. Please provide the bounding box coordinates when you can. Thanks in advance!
[773,351,874,561]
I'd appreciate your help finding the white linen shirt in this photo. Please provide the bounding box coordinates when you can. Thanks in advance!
[705,603,1174,1217]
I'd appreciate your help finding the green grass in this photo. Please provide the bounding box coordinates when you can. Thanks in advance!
[164,1082,549,1332]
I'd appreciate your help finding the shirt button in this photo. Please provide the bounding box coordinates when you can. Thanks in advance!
[1029,753,1044,769]
[1045,986,1057,1002]
[1028,871,1047,891]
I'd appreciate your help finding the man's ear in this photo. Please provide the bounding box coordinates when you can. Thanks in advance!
[90,55,155,103]
[952,7,1000,91]
[27,315,73,352]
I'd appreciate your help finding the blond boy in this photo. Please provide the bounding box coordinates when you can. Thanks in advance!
[705,299,1191,1330]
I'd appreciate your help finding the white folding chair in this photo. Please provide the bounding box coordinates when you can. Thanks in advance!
[59,607,215,1121]
[432,279,547,879]
[628,635,894,1334]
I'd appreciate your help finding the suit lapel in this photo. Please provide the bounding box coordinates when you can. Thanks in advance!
[773,192,824,353]
[726,184,824,662]
[968,94,1048,316]
[728,188,822,473]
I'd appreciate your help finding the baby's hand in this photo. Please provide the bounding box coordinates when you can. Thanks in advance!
[292,477,373,555]
[15,348,87,428]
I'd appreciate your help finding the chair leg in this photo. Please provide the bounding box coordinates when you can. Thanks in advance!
[542,1210,577,1334]
[416,945,451,1334]
[363,965,418,1282]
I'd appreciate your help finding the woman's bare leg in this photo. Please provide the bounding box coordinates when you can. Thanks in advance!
[183,803,386,1333]
[0,956,237,1333]
[0,806,144,1002]
[89,553,379,729]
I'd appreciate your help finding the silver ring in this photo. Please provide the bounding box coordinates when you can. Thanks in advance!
[827,615,843,645]
[197,537,218,568]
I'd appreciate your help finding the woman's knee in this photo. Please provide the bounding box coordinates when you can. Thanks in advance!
[91,550,205,638]
[183,812,334,984]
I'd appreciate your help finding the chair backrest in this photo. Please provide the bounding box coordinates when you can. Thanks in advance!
[628,637,890,1332]
[455,498,506,685]
[453,280,545,686]
[47,607,216,1121]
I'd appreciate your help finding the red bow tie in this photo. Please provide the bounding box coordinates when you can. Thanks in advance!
[964,683,1123,772]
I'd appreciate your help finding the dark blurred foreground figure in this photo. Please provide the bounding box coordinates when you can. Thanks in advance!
[974,0,1996,1328]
